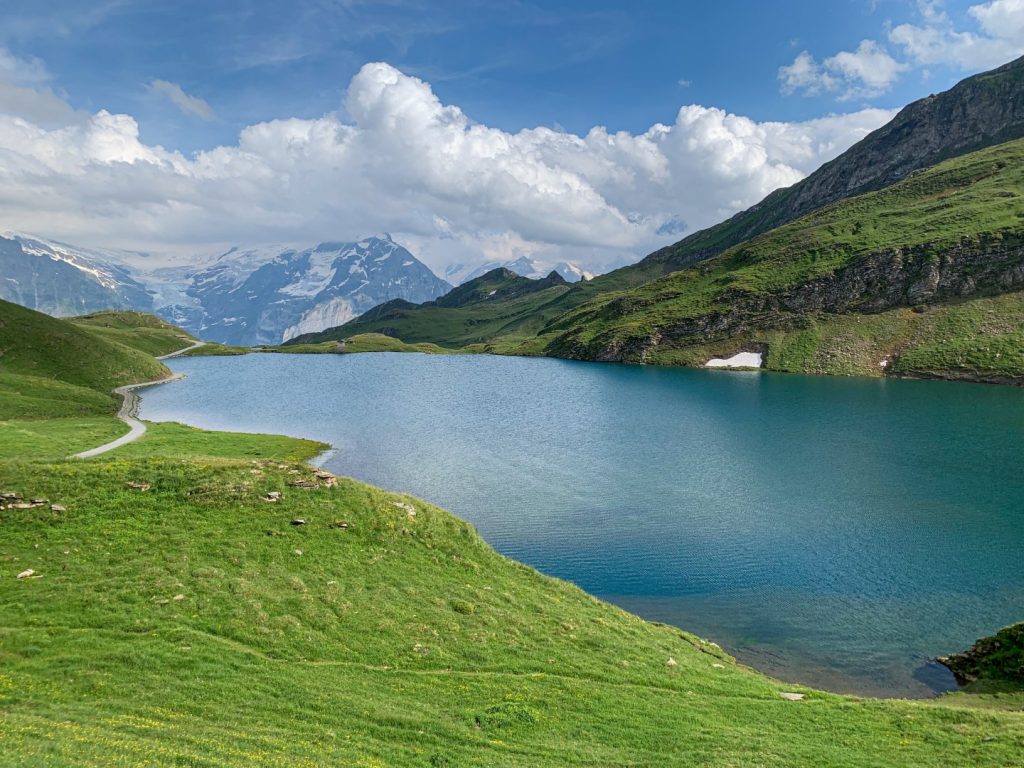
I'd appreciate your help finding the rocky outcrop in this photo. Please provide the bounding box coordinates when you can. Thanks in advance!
[938,622,1024,687]
[774,236,1024,314]
[555,235,1024,362]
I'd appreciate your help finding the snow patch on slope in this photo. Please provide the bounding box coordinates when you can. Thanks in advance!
[706,352,763,368]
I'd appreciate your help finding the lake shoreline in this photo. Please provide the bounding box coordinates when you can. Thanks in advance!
[141,351,1024,698]
[205,336,1024,388]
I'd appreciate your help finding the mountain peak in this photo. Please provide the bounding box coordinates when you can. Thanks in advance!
[454,256,592,285]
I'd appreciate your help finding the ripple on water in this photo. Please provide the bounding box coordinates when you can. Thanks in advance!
[141,352,1024,697]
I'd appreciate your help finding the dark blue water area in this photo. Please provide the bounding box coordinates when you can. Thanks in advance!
[140,352,1024,696]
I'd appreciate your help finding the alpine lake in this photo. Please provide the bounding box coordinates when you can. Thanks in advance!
[139,352,1024,697]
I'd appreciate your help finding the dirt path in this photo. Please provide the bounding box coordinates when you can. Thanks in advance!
[72,340,205,459]
[157,339,206,360]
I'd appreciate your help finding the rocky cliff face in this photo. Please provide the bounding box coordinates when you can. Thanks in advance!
[635,55,1024,275]
[554,234,1024,362]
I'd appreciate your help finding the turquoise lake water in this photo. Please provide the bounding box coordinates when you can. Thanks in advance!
[142,353,1024,697]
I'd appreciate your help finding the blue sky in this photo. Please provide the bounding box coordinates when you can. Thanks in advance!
[0,0,1021,269]
[0,0,1007,150]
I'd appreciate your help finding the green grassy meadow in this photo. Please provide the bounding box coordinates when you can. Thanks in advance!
[183,342,253,357]
[70,311,197,358]
[0,301,169,406]
[109,421,327,463]
[2,456,1023,766]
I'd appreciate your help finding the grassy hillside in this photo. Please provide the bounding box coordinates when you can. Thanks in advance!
[110,421,327,462]
[181,341,252,357]
[291,271,575,352]
[571,53,1024,295]
[275,333,460,355]
[0,300,169,419]
[0,416,128,460]
[637,291,1024,382]
[0,375,115,420]
[71,310,196,358]
[539,138,1024,380]
[2,455,1022,766]
[0,303,189,462]
[336,333,459,355]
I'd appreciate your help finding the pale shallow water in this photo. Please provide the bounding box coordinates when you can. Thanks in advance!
[141,352,1024,697]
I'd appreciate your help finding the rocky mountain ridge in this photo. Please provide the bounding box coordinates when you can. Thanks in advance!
[169,235,452,345]
[552,234,1024,363]
[450,256,592,285]
[598,54,1024,286]
[0,233,153,317]
[0,233,453,345]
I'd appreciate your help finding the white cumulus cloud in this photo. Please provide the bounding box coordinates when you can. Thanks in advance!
[0,61,893,273]
[890,0,1024,70]
[782,1,1024,104]
[780,41,907,100]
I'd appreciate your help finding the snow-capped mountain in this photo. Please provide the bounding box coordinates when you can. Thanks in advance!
[0,233,153,316]
[174,235,452,345]
[453,256,593,285]
[0,232,451,345]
